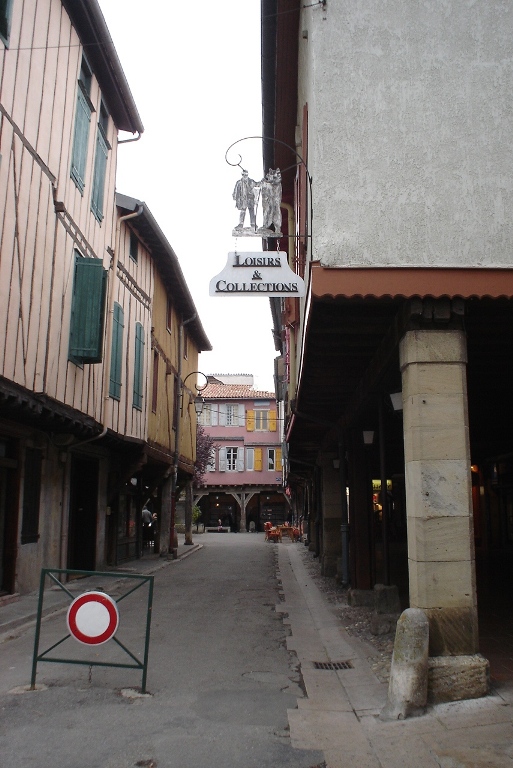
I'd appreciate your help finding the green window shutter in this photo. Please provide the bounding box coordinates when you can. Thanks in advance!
[133,322,145,410]
[0,0,13,45]
[109,302,124,399]
[91,126,109,222]
[69,253,107,364]
[70,85,92,193]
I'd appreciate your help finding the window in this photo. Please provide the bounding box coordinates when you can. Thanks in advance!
[246,448,254,471]
[166,297,173,332]
[199,403,217,427]
[250,409,277,431]
[91,102,110,222]
[207,452,216,472]
[219,403,242,426]
[133,322,145,410]
[71,57,93,193]
[21,448,42,544]
[255,410,269,431]
[0,0,13,46]
[226,404,241,426]
[129,230,138,264]
[219,447,244,472]
[226,447,238,471]
[268,448,282,471]
[172,374,179,430]
[151,350,159,413]
[69,251,107,364]
[109,302,124,399]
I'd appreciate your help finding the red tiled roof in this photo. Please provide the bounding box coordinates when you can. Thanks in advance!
[201,383,275,400]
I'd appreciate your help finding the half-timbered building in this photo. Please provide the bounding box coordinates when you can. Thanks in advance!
[0,0,145,594]
[114,194,211,561]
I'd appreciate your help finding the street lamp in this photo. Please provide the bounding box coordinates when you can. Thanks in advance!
[181,371,208,417]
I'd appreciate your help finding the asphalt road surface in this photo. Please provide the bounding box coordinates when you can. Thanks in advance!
[0,533,324,768]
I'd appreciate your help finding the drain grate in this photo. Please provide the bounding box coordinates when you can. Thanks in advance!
[313,660,353,670]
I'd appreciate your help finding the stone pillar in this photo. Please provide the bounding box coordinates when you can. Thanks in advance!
[240,492,247,532]
[184,479,193,545]
[348,430,373,589]
[400,329,478,656]
[319,454,342,577]
[159,474,173,557]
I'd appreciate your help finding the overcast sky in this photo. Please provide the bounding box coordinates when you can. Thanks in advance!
[98,0,278,393]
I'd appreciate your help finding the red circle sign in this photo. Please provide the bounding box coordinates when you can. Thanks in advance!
[67,591,119,646]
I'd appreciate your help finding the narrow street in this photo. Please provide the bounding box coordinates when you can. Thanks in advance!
[2,534,513,768]
[0,534,323,768]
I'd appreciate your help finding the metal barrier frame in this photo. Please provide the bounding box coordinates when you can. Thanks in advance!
[30,568,154,693]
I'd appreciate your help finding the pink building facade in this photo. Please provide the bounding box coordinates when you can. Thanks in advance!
[195,377,288,531]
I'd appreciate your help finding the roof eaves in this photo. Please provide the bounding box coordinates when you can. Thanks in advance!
[116,194,212,352]
[62,0,144,134]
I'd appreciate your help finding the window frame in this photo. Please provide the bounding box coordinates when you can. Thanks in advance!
[226,447,238,472]
[109,302,124,399]
[0,0,13,46]
[254,410,269,431]
[70,57,94,193]
[166,297,173,332]
[133,322,145,410]
[90,101,111,222]
[129,230,138,264]
[68,251,108,365]
[151,349,159,413]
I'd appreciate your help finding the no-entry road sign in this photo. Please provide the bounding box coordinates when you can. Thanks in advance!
[67,591,119,646]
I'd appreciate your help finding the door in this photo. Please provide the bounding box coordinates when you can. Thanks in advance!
[68,455,99,571]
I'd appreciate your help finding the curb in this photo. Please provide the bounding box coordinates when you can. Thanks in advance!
[0,543,204,644]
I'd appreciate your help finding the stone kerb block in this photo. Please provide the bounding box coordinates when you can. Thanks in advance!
[347,588,374,608]
[371,584,401,636]
[380,608,429,721]
[428,655,489,703]
[374,583,401,614]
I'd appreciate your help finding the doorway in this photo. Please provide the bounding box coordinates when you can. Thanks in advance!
[68,455,99,571]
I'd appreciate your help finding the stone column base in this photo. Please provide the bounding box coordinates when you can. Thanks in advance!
[428,654,489,703]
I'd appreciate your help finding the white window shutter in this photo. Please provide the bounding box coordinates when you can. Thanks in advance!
[219,403,227,426]
[219,446,226,471]
[238,403,244,426]
[237,448,244,471]
[211,404,218,426]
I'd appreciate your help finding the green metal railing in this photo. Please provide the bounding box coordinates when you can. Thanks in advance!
[31,568,154,693]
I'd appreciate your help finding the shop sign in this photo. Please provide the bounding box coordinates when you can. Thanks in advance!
[209,252,306,297]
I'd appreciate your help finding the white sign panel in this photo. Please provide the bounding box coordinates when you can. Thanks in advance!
[209,252,305,297]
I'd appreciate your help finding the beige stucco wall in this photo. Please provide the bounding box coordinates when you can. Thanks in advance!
[298,1,513,268]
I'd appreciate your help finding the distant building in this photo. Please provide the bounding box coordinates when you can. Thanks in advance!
[195,380,287,531]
